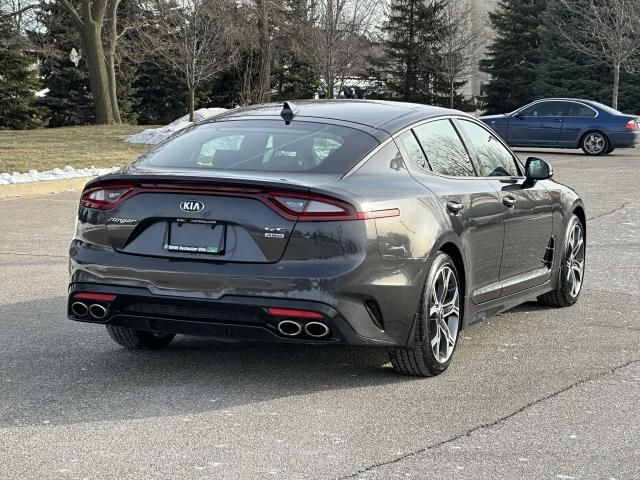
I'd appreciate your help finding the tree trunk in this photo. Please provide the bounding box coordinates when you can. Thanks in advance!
[612,62,620,110]
[105,48,121,123]
[256,0,271,103]
[188,88,195,122]
[105,1,121,123]
[82,23,114,124]
[450,79,455,109]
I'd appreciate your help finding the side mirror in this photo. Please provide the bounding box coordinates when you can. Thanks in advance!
[525,157,553,185]
[512,112,524,119]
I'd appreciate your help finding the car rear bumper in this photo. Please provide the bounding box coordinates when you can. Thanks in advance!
[68,240,428,347]
[609,131,640,148]
[67,283,386,345]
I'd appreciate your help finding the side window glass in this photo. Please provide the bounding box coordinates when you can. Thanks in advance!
[413,119,475,177]
[575,104,597,117]
[396,131,429,171]
[521,101,562,117]
[358,142,407,174]
[458,120,520,177]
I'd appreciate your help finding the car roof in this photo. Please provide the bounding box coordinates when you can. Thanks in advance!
[202,100,464,137]
[530,98,604,108]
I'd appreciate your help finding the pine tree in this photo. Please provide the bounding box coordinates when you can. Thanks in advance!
[480,0,547,114]
[383,0,446,103]
[534,2,640,114]
[31,1,94,126]
[0,16,43,129]
[133,57,188,125]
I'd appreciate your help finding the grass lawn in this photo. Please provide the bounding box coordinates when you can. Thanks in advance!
[0,125,155,173]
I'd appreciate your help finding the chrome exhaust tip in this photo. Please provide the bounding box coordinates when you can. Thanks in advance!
[71,302,89,317]
[277,320,302,336]
[304,322,330,338]
[89,303,108,320]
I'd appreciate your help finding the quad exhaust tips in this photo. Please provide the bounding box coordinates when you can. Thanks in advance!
[71,302,89,317]
[304,322,330,338]
[89,303,108,320]
[277,320,303,336]
[276,320,330,338]
[71,301,109,320]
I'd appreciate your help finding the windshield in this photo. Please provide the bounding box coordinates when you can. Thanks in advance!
[137,120,379,174]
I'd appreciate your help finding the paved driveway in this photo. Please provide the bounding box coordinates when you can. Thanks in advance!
[1,149,639,479]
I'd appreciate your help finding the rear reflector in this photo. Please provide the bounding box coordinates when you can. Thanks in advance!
[73,292,116,302]
[266,307,324,319]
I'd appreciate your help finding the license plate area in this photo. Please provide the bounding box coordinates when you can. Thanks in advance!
[164,219,226,255]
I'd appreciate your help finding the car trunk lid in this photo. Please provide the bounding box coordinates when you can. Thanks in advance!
[89,172,343,263]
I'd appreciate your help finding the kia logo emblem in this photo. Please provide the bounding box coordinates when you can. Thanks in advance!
[179,200,204,213]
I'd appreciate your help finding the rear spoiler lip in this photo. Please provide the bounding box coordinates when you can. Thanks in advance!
[87,172,321,194]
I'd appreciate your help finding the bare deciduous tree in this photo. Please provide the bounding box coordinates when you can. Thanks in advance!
[57,0,127,124]
[139,0,239,120]
[0,0,39,35]
[301,0,379,98]
[435,0,483,108]
[553,0,640,110]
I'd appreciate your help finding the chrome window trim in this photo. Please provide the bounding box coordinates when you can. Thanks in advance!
[345,113,532,181]
[513,99,599,119]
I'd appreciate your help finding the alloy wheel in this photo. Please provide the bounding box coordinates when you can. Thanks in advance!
[428,265,460,363]
[583,133,605,154]
[566,223,585,298]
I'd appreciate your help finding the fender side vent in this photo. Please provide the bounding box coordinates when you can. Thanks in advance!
[364,299,384,331]
[543,236,556,268]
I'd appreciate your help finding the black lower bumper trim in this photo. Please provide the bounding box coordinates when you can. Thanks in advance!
[68,283,396,346]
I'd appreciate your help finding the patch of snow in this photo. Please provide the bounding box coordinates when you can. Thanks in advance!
[0,166,119,185]
[126,107,228,145]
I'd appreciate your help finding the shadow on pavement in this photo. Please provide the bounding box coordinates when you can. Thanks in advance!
[0,296,414,428]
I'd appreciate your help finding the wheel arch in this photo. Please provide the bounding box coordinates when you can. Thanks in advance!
[579,129,610,152]
[572,204,587,235]
[439,242,466,313]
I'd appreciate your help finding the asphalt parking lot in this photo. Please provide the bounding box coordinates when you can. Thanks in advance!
[1,148,639,480]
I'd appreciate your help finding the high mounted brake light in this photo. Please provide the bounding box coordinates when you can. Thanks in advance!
[79,182,400,221]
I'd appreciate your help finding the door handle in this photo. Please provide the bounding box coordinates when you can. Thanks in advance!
[446,201,464,215]
[553,118,563,123]
[502,195,517,208]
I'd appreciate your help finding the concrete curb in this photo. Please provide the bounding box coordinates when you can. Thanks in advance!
[0,177,92,200]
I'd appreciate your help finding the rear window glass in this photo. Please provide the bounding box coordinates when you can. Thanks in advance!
[137,120,379,174]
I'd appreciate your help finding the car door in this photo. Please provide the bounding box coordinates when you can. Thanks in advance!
[556,101,598,147]
[456,118,553,296]
[509,101,564,146]
[396,119,506,304]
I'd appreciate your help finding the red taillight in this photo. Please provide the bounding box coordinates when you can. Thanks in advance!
[267,193,356,221]
[80,184,134,210]
[266,307,324,319]
[78,182,401,221]
[73,292,116,302]
[267,193,400,222]
[625,120,638,131]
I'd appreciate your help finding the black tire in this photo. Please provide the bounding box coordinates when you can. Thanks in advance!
[580,131,609,156]
[606,147,616,155]
[538,214,585,308]
[388,252,462,377]
[106,325,175,350]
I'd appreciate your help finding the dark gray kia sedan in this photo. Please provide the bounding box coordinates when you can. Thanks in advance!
[68,100,586,377]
